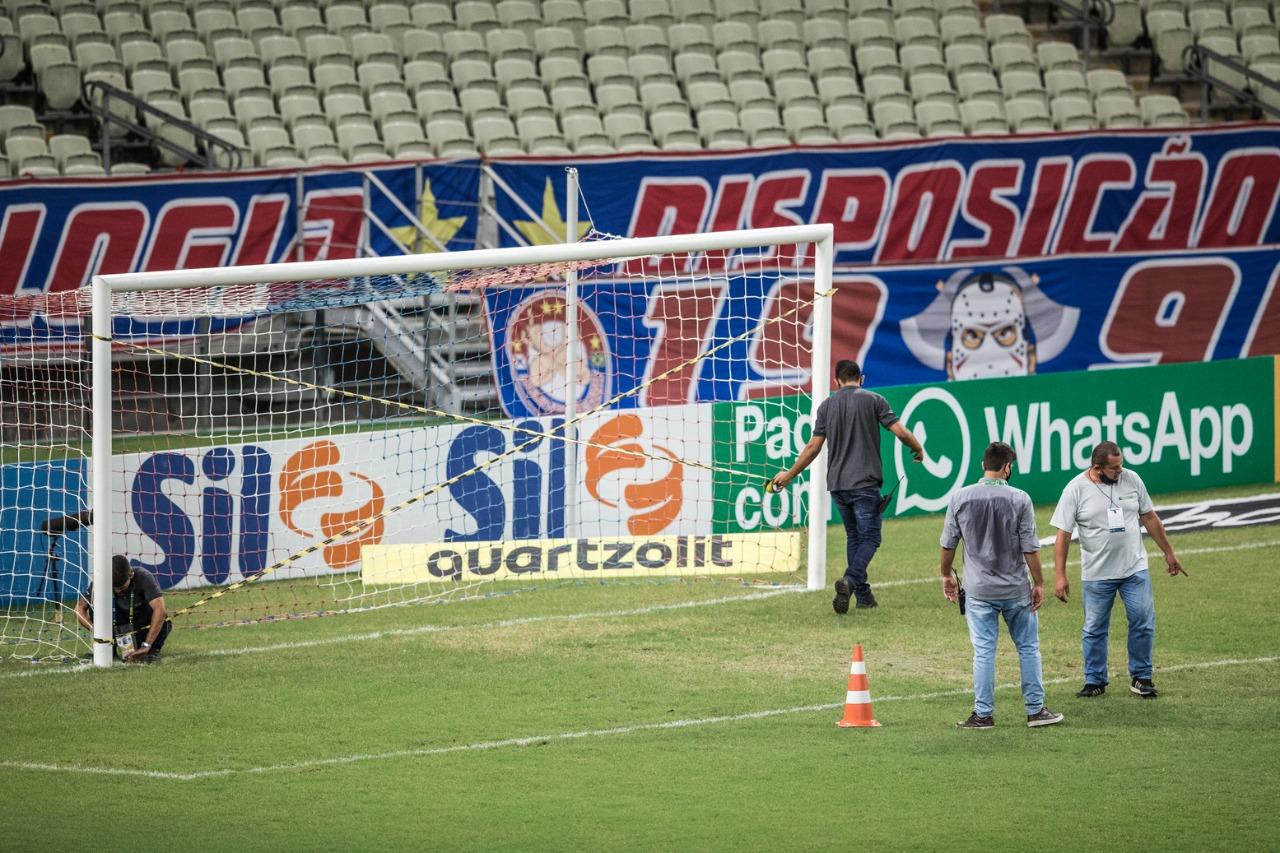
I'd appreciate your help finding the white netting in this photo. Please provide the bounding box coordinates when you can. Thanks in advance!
[1,234,832,662]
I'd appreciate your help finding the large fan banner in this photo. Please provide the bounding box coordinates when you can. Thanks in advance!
[489,125,1280,259]
[0,159,480,348]
[482,245,1280,418]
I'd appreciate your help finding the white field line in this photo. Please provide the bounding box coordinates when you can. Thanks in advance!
[5,537,1277,682]
[3,654,1275,783]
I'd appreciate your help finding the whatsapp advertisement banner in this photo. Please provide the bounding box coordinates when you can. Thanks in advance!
[713,357,1276,530]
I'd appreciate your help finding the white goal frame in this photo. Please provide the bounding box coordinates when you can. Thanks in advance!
[90,224,835,667]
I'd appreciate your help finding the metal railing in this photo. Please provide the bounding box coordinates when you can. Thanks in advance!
[81,79,244,173]
[1182,43,1280,120]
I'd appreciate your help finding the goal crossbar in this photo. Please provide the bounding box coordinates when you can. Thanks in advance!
[87,224,836,667]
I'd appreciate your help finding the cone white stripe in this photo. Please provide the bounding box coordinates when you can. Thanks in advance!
[845,690,872,704]
[849,661,866,675]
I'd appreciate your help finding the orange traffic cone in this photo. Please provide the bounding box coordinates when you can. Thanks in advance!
[837,644,881,728]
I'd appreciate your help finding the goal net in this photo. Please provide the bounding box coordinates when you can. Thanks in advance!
[0,224,834,666]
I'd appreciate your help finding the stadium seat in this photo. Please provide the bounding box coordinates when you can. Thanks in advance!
[626,23,670,58]
[864,74,912,107]
[716,49,764,82]
[895,15,942,51]
[1097,94,1142,128]
[1051,95,1096,130]
[1037,41,1084,74]
[850,0,894,26]
[1006,96,1054,132]
[816,75,865,109]
[873,100,917,136]
[1242,33,1280,65]
[1002,69,1048,106]
[1045,68,1092,101]
[728,77,774,110]
[939,15,986,48]
[956,70,1003,107]
[900,44,947,77]
[960,99,1008,134]
[759,0,804,28]
[856,45,903,80]
[849,17,894,51]
[991,42,1039,76]
[984,14,1033,48]
[1147,11,1194,75]
[910,71,959,111]
[916,101,964,136]
[1140,93,1190,126]
[1086,68,1132,100]
[774,76,821,110]
[807,0,850,25]
[1108,0,1143,47]
[38,60,82,111]
[802,17,848,52]
[597,81,646,118]
[945,43,992,78]
[673,52,720,87]
[892,0,937,24]
[757,19,802,54]
[761,48,810,84]
[936,0,980,17]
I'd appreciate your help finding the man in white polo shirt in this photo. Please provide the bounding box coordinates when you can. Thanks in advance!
[1050,441,1188,699]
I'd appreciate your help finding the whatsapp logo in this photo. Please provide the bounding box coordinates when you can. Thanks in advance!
[895,387,971,513]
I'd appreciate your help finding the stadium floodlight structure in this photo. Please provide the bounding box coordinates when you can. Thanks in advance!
[9,224,835,667]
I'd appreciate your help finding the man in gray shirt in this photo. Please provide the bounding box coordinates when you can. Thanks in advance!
[770,359,923,613]
[940,442,1063,729]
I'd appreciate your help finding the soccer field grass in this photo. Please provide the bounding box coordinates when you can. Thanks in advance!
[2,485,1278,852]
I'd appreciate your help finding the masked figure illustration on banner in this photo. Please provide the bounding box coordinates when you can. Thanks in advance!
[900,267,1080,381]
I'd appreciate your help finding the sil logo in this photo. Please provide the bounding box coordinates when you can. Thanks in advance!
[585,414,683,535]
[278,440,385,569]
[894,387,971,514]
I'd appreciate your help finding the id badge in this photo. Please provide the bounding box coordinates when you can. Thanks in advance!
[1106,505,1125,533]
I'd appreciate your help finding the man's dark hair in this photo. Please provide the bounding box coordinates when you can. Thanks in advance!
[982,441,1016,472]
[111,555,131,589]
[834,360,862,383]
[1091,441,1122,467]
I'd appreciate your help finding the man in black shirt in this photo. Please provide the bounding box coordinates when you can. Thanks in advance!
[771,360,924,613]
[74,555,172,663]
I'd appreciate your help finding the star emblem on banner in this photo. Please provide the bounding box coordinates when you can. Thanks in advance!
[514,178,593,246]
[388,180,468,253]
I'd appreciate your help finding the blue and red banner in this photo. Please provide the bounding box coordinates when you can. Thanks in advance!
[490,125,1280,261]
[483,245,1280,417]
[0,160,480,348]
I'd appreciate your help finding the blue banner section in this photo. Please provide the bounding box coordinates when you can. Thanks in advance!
[0,459,89,605]
[485,246,1280,416]
[490,126,1280,262]
[0,160,481,347]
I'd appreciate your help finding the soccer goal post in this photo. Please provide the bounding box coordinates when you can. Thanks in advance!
[74,224,835,667]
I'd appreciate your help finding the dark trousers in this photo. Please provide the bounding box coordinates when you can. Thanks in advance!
[831,487,883,601]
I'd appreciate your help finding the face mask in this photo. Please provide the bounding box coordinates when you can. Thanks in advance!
[1097,469,1119,485]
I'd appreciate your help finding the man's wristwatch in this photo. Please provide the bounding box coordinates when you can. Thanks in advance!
[141,643,151,650]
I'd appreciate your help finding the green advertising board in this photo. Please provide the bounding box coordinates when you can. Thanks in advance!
[712,357,1277,532]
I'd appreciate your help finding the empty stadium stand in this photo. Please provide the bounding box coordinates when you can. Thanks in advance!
[0,0,1275,178]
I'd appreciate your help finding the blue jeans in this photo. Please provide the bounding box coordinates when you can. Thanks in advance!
[1082,570,1155,684]
[831,487,882,601]
[965,593,1045,717]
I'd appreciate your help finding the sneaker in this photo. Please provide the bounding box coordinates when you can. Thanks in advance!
[1075,683,1106,698]
[1027,707,1064,728]
[832,578,852,615]
[1130,678,1158,698]
[956,712,994,729]
[855,594,878,609]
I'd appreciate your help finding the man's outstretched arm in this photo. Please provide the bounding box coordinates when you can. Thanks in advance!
[770,435,825,491]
